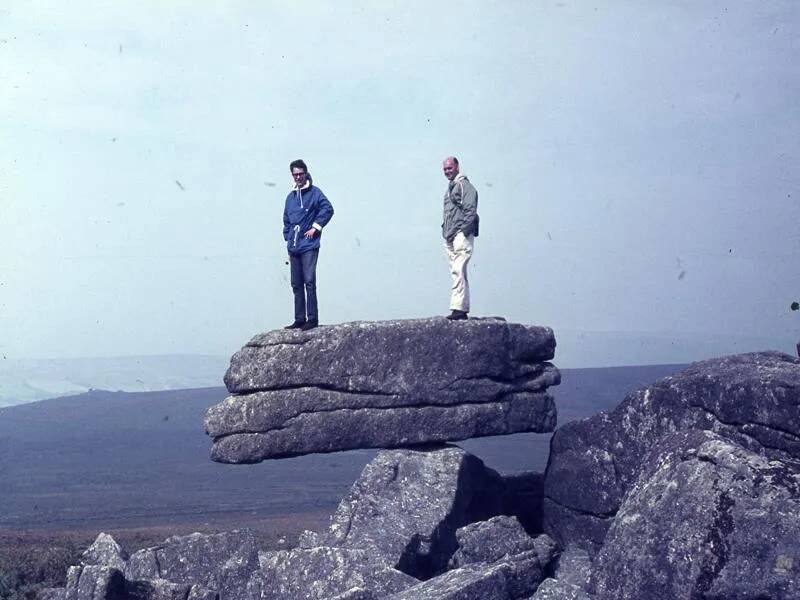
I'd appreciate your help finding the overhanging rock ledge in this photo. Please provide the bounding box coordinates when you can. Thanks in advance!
[205,317,560,462]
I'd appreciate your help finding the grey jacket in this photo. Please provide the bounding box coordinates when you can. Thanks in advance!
[442,173,479,242]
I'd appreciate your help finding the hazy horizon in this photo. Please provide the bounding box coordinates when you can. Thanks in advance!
[2,2,798,364]
[2,327,796,408]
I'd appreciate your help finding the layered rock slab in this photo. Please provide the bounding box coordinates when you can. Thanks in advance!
[206,318,559,462]
[543,351,800,552]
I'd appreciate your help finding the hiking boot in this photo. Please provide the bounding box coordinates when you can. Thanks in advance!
[301,319,319,331]
[446,310,468,321]
[284,321,306,330]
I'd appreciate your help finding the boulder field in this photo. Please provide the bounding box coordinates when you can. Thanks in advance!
[41,320,800,599]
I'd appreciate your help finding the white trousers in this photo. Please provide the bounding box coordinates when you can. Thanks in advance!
[444,232,474,312]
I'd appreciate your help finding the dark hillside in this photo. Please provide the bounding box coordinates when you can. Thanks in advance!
[0,364,686,532]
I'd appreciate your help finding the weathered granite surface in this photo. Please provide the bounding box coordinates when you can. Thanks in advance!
[206,318,559,462]
[590,429,800,600]
[385,562,511,600]
[552,546,592,592]
[248,547,417,600]
[124,579,194,600]
[64,566,125,600]
[223,318,556,393]
[447,516,556,570]
[125,530,258,600]
[529,578,592,600]
[543,351,800,552]
[81,533,128,572]
[328,590,377,600]
[298,445,504,579]
[55,534,223,600]
[446,517,557,598]
[38,588,66,600]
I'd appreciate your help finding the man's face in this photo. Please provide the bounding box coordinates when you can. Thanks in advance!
[292,168,307,187]
[442,159,459,181]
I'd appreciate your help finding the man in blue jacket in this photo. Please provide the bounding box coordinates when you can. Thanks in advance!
[283,159,334,330]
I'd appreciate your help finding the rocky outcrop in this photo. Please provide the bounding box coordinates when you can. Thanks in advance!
[125,531,257,600]
[205,318,559,462]
[53,330,800,599]
[55,531,253,600]
[447,516,555,571]
[590,429,800,600]
[61,563,218,600]
[298,445,504,579]
[543,351,800,552]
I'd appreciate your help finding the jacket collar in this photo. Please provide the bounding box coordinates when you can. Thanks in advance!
[294,180,311,192]
[449,173,467,188]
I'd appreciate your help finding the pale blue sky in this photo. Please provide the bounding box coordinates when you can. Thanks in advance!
[1,1,798,365]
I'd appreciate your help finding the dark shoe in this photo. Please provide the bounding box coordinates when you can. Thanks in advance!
[446,310,468,321]
[284,321,306,330]
[301,319,319,331]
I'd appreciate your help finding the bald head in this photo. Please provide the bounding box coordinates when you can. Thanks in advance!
[443,156,460,181]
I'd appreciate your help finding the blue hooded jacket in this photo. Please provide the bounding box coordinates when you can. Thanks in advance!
[282,182,334,255]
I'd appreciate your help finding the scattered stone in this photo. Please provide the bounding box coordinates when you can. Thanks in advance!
[299,445,504,578]
[125,530,258,600]
[446,517,557,598]
[530,578,592,600]
[544,351,800,552]
[591,430,800,600]
[447,516,555,569]
[64,565,125,600]
[385,562,510,600]
[249,547,417,599]
[81,533,128,572]
[207,318,559,462]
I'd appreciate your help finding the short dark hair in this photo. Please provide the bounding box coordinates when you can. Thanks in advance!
[289,159,307,173]
[450,156,459,166]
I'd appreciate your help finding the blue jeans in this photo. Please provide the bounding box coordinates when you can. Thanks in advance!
[289,249,319,323]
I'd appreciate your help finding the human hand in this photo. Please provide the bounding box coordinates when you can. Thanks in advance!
[304,228,317,239]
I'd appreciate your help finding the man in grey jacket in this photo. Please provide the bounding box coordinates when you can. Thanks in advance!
[441,156,479,320]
